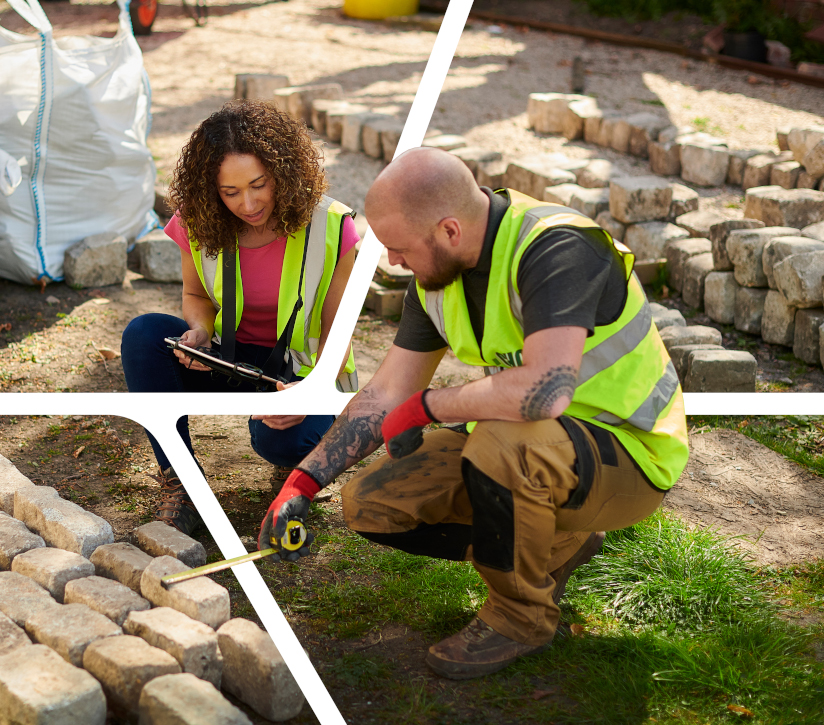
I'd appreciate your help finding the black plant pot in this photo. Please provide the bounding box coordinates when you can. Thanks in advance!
[722,30,768,63]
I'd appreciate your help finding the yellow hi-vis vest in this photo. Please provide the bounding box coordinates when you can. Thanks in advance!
[417,189,688,490]
[190,195,358,393]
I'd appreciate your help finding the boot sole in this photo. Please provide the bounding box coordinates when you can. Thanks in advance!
[424,643,550,680]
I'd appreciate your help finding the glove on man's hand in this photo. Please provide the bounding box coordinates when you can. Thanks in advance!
[381,389,439,459]
[258,470,319,561]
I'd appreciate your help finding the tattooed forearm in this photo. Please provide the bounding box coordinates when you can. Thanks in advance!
[519,365,578,421]
[298,387,387,486]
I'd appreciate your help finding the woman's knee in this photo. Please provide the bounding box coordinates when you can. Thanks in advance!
[248,416,333,467]
[122,313,186,352]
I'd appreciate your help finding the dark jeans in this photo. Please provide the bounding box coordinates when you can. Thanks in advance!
[121,313,334,471]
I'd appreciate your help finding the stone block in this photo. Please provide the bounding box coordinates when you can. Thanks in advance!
[680,143,730,187]
[583,110,604,144]
[659,324,722,351]
[771,160,802,189]
[675,208,727,238]
[562,98,600,141]
[727,149,764,186]
[794,308,824,363]
[138,673,252,725]
[90,542,154,593]
[0,644,106,725]
[325,103,369,143]
[649,303,686,330]
[624,221,689,260]
[762,290,797,346]
[476,160,508,189]
[596,114,621,147]
[125,607,223,687]
[669,344,725,382]
[734,287,769,334]
[570,187,610,219]
[135,229,183,283]
[422,134,467,152]
[276,83,343,125]
[668,183,699,220]
[0,511,44,569]
[544,168,578,187]
[0,455,34,515]
[14,486,113,559]
[803,139,824,178]
[777,127,790,151]
[0,571,59,627]
[11,547,94,602]
[727,227,798,288]
[65,575,150,627]
[682,253,715,308]
[762,235,824,288]
[450,147,502,175]
[742,153,779,190]
[135,522,206,569]
[0,610,31,657]
[709,219,765,271]
[217,618,304,722]
[745,187,824,228]
[798,170,821,189]
[802,221,824,241]
[609,117,632,154]
[594,211,625,242]
[83,635,181,715]
[234,74,289,101]
[64,233,127,289]
[704,271,738,324]
[507,153,586,199]
[658,125,695,144]
[528,93,574,133]
[788,126,824,165]
[379,123,406,161]
[683,350,757,392]
[627,113,669,158]
[774,251,824,308]
[666,238,712,292]
[575,159,619,189]
[26,603,121,667]
[341,112,384,153]
[140,556,230,630]
[542,183,580,207]
[649,140,681,176]
[310,99,349,136]
[609,176,673,224]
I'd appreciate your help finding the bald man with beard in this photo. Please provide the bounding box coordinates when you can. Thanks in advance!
[259,147,688,679]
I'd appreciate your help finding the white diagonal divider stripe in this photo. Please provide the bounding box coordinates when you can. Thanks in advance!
[0,2,474,723]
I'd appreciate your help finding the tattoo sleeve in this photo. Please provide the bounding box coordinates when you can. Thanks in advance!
[519,365,578,421]
[298,387,387,487]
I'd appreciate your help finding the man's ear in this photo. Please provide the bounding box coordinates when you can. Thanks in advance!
[441,217,462,247]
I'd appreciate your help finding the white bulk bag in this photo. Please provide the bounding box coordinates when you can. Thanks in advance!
[0,0,157,285]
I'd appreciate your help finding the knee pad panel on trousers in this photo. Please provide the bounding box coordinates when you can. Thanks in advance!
[358,523,472,561]
[461,459,515,572]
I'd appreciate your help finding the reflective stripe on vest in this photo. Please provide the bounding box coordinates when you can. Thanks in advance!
[417,189,688,490]
[190,195,358,393]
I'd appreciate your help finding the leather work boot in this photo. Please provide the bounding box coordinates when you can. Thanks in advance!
[425,617,550,680]
[151,467,203,536]
[550,531,606,604]
[270,465,292,497]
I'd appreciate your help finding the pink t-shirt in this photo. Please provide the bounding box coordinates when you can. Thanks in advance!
[166,213,359,347]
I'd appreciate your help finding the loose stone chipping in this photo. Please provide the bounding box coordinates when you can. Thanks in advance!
[665,238,712,293]
[675,209,727,238]
[649,303,686,330]
[658,325,722,351]
[25,603,122,667]
[0,511,44,569]
[135,522,207,569]
[745,187,824,228]
[0,571,60,627]
[138,673,252,725]
[135,230,184,284]
[762,290,798,346]
[735,288,770,334]
[83,635,181,715]
[762,236,824,289]
[680,143,730,187]
[0,610,31,657]
[683,350,757,392]
[217,618,305,722]
[140,556,230,630]
[623,222,689,261]
[65,575,151,626]
[794,308,824,364]
[63,233,127,289]
[91,542,154,593]
[682,253,715,308]
[13,485,113,558]
[608,176,672,224]
[668,344,725,382]
[125,607,223,688]
[727,227,799,288]
[11,547,94,602]
[704,272,738,325]
[0,644,106,725]
[774,251,824,308]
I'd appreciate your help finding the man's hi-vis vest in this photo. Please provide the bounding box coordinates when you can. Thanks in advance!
[417,189,688,491]
[190,195,358,393]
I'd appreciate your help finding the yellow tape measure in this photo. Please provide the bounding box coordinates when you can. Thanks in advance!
[276,519,307,552]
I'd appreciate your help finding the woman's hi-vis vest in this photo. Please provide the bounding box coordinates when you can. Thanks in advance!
[417,189,688,491]
[189,195,358,393]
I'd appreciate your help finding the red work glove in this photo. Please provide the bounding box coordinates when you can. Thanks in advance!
[258,470,319,561]
[381,389,438,459]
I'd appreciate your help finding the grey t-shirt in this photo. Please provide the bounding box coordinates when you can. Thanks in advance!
[393,187,628,353]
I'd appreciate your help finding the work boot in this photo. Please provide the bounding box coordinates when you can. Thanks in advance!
[150,466,203,536]
[270,465,292,497]
[550,531,606,605]
[425,616,549,680]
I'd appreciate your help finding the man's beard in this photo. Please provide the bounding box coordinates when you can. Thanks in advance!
[417,232,464,292]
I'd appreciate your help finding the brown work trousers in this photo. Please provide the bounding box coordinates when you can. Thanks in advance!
[341,418,665,646]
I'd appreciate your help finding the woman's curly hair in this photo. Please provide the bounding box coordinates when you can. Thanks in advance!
[168,100,328,258]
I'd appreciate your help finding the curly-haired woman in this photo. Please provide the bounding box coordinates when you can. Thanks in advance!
[121,100,359,535]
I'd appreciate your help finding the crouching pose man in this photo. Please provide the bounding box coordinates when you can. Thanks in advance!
[259,147,689,679]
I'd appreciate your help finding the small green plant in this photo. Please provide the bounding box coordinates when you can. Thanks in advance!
[692,116,711,133]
